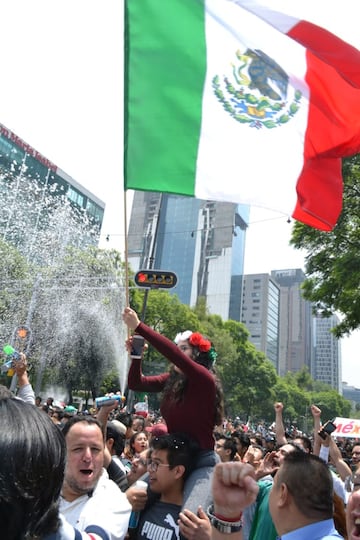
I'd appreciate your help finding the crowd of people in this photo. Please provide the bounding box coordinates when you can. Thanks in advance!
[1,307,360,539]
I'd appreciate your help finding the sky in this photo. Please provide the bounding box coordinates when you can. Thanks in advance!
[0,1,359,386]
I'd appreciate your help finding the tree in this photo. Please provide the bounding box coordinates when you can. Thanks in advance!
[29,245,128,400]
[310,390,351,420]
[217,319,278,420]
[291,155,360,337]
[272,376,310,427]
[0,240,33,345]
[137,290,200,339]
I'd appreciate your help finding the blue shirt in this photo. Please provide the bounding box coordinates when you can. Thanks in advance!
[280,518,343,540]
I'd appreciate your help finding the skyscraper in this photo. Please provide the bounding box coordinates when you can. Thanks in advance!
[241,273,280,370]
[241,269,342,386]
[128,191,249,321]
[271,269,314,376]
[314,312,342,393]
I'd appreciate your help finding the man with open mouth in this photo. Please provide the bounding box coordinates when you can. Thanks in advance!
[60,415,131,539]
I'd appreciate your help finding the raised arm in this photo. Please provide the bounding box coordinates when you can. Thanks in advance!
[14,354,35,405]
[310,404,322,456]
[274,402,287,446]
[209,462,259,540]
[122,307,214,382]
[328,434,352,481]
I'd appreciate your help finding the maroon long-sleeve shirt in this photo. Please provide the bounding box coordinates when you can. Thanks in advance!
[128,322,217,450]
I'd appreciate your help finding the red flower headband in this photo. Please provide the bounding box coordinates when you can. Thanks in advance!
[189,332,211,353]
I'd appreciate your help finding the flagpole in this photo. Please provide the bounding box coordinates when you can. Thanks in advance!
[123,189,130,309]
[123,189,135,412]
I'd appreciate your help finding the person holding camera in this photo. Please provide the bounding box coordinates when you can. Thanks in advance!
[122,307,224,514]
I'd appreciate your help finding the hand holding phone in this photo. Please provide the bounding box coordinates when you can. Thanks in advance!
[318,419,337,440]
[130,335,145,359]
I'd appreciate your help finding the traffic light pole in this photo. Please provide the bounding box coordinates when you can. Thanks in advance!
[140,288,150,322]
[140,203,161,322]
[127,204,161,412]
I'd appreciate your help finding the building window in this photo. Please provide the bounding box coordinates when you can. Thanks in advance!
[67,186,84,207]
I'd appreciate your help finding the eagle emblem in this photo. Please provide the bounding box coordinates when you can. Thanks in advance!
[213,49,302,129]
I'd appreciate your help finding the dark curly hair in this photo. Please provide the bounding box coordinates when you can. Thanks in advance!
[163,366,224,426]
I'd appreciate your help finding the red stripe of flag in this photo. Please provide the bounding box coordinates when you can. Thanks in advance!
[287,21,360,229]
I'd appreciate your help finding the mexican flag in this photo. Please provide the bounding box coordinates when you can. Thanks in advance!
[124,0,360,231]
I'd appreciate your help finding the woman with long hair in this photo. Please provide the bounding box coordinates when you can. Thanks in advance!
[122,307,224,512]
[123,430,149,462]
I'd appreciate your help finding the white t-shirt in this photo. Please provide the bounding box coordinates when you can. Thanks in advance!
[60,469,131,540]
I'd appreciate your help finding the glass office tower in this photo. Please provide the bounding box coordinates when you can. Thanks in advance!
[0,122,104,264]
[128,191,249,322]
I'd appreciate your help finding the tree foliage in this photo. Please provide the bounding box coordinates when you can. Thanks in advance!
[291,155,360,337]
[0,239,34,343]
[38,246,128,399]
[218,319,278,420]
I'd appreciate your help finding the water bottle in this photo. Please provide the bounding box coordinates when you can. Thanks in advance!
[95,395,124,408]
[128,480,148,529]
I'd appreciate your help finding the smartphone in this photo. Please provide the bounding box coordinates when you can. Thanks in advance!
[130,335,145,359]
[318,420,337,439]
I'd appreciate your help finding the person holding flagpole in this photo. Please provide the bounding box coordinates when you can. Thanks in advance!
[122,306,224,513]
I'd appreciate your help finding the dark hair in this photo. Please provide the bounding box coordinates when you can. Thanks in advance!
[218,435,238,460]
[61,414,104,440]
[250,444,265,458]
[116,411,133,428]
[132,414,146,431]
[193,348,215,370]
[151,433,199,480]
[124,430,149,461]
[232,431,251,449]
[0,397,66,539]
[163,368,224,426]
[52,407,64,420]
[278,452,333,519]
[106,423,126,456]
[286,441,305,453]
[251,434,264,447]
[0,384,13,399]
[292,435,313,454]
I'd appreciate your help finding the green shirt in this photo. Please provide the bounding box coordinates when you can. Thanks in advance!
[249,480,277,540]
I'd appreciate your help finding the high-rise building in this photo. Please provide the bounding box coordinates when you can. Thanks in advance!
[241,269,343,386]
[128,191,249,321]
[241,273,280,370]
[314,312,342,393]
[0,122,104,264]
[271,269,314,376]
[342,382,360,406]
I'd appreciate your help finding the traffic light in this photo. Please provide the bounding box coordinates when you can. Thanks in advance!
[134,270,178,289]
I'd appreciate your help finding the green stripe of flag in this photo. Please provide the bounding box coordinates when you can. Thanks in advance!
[124,0,207,195]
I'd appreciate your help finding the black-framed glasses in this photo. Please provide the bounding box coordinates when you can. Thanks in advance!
[147,460,171,472]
